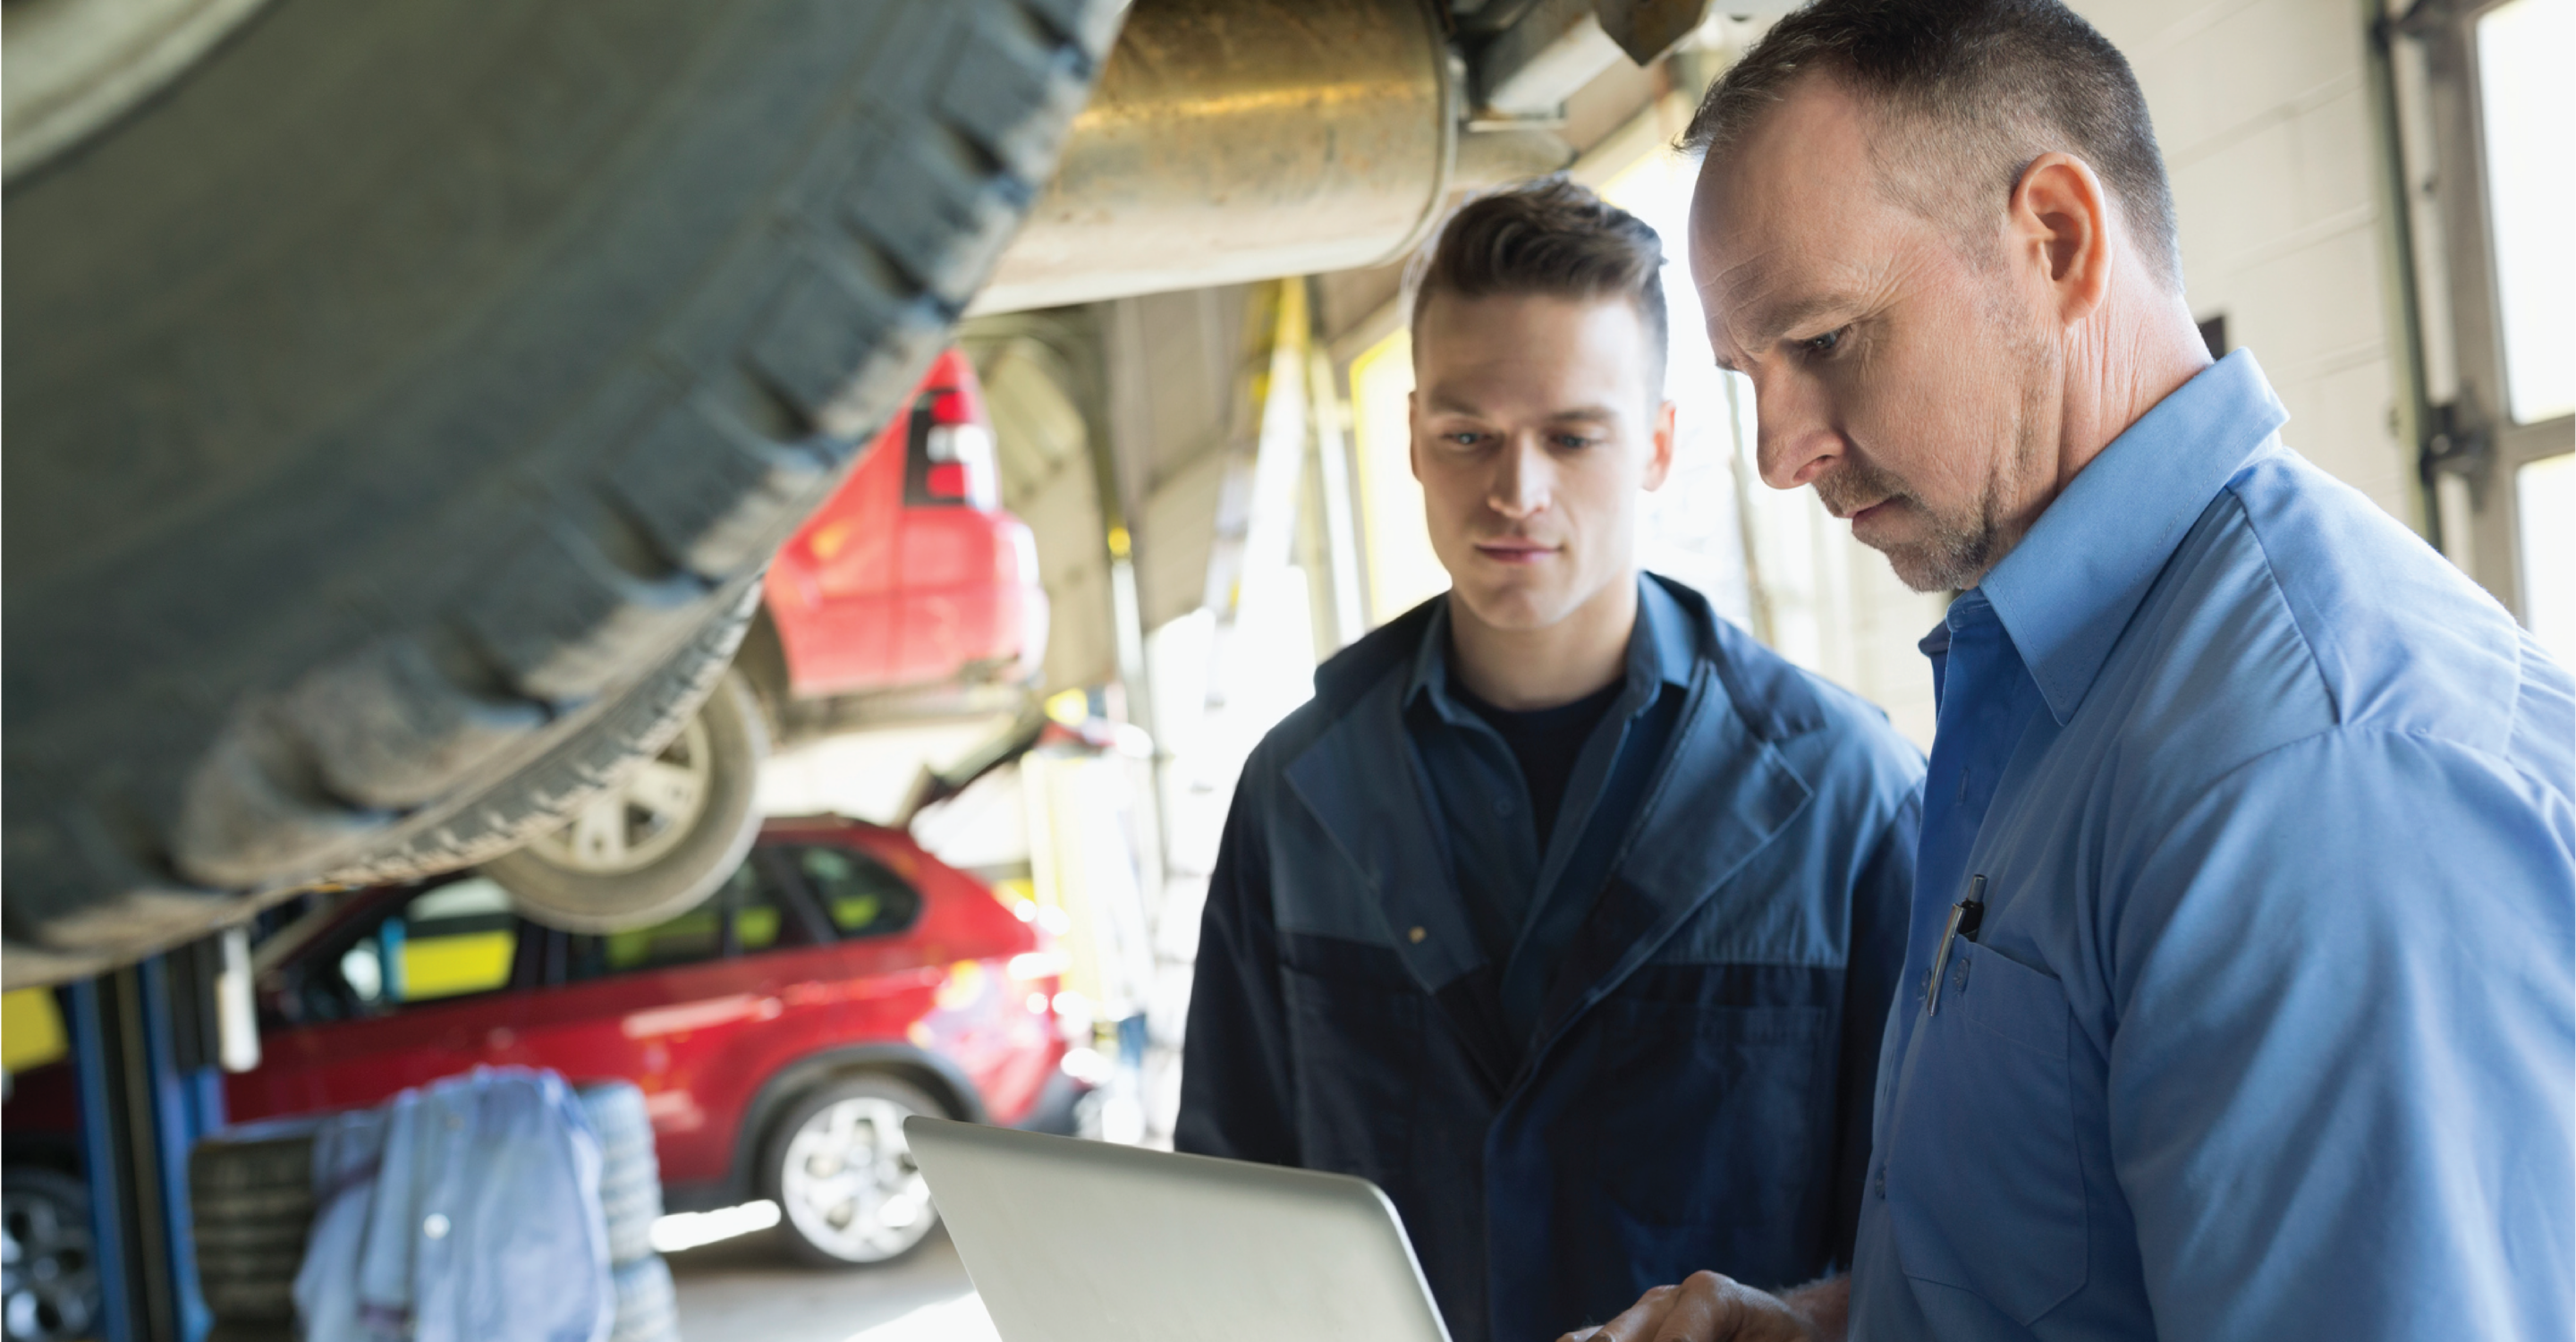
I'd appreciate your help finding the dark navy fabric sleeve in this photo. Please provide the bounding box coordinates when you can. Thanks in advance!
[1831,790,1918,1270]
[1174,764,1300,1168]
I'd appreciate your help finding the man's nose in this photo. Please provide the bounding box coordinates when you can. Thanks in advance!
[1751,375,1840,491]
[1488,436,1553,519]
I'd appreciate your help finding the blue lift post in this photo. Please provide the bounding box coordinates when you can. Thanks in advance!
[66,950,227,1342]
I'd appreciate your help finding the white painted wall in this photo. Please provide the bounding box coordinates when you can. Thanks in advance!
[2077,0,2414,518]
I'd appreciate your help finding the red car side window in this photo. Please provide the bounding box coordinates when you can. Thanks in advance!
[559,856,814,981]
[284,876,522,1022]
[785,845,923,939]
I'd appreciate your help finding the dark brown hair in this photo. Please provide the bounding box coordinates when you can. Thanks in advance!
[1408,176,1669,395]
[1682,0,2181,290]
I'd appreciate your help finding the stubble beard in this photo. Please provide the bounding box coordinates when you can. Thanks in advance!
[1818,460,1996,593]
[1827,321,2059,594]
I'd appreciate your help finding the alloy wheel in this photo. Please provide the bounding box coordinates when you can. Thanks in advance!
[521,715,714,874]
[2,1176,98,1342]
[776,1094,936,1264]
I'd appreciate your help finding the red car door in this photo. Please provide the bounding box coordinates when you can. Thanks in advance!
[448,854,867,1188]
[231,877,545,1120]
[766,412,905,690]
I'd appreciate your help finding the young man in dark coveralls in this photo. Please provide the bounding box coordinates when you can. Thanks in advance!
[1174,178,1926,1342]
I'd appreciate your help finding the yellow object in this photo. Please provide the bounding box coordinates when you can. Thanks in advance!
[993,876,1039,913]
[1347,327,1448,624]
[828,895,883,933]
[808,519,853,561]
[1106,525,1132,559]
[401,931,516,1000]
[935,960,988,1012]
[735,904,784,951]
[1044,687,1090,726]
[2,987,70,1074]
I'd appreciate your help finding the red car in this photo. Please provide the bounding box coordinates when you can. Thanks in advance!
[229,816,1070,1267]
[757,346,1046,703]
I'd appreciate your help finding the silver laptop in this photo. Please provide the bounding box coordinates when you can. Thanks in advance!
[904,1117,1453,1342]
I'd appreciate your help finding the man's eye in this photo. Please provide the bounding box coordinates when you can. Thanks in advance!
[1443,431,1487,447]
[1551,434,1597,450]
[1801,327,1848,358]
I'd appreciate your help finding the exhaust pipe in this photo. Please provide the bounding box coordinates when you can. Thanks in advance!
[969,0,1458,315]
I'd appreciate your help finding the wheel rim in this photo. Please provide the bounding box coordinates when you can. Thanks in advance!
[777,1095,936,1263]
[3,0,276,180]
[3,1185,98,1342]
[523,715,714,874]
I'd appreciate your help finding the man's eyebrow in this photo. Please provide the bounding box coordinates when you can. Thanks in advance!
[1418,396,1619,423]
[1740,291,1859,347]
[1706,290,1861,374]
[1419,390,1489,415]
[1544,404,1620,424]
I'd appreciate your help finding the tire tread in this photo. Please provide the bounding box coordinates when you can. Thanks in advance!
[5,0,1118,983]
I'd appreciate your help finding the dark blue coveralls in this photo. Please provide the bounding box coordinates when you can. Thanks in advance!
[1177,575,1924,1342]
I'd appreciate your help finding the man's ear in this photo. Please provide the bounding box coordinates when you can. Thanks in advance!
[2009,152,2114,327]
[1641,399,1679,492]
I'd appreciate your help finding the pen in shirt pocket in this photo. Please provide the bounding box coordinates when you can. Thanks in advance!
[1927,873,1987,1016]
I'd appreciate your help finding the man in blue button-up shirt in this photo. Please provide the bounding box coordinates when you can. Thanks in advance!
[1577,3,2573,1340]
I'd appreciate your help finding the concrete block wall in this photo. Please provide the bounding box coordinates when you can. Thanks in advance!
[2077,0,2415,521]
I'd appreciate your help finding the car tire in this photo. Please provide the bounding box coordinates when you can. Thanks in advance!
[2,0,1122,986]
[306,590,756,894]
[579,1082,668,1266]
[607,1254,681,1342]
[189,1128,319,1326]
[2,1167,101,1342]
[763,1074,945,1268]
[482,666,767,935]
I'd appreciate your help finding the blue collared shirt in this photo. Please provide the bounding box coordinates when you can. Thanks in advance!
[1847,350,2574,1340]
[1402,574,1693,1045]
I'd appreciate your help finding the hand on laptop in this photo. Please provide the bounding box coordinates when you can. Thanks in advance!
[1558,1270,1847,1342]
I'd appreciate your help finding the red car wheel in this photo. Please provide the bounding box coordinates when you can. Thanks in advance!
[764,1074,945,1267]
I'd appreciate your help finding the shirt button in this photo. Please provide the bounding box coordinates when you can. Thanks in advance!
[1950,957,1971,992]
[1874,1167,1886,1199]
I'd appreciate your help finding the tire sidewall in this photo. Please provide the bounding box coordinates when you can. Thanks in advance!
[487,667,767,934]
[760,1073,945,1270]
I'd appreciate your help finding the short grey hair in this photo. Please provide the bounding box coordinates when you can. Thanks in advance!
[1682,0,2182,291]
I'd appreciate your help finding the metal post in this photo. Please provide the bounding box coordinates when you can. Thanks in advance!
[65,978,140,1342]
[64,956,227,1342]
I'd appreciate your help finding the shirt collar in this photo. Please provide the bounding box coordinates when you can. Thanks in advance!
[1406,572,1690,719]
[1977,348,2289,725]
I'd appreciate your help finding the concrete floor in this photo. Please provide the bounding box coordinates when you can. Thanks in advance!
[667,1225,999,1342]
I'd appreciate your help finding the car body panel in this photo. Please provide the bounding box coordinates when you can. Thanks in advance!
[766,349,1044,699]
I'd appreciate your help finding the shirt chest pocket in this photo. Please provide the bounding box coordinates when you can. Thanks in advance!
[1885,940,2089,1326]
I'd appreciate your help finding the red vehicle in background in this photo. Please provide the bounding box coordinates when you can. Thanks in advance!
[230,816,1072,1267]
[486,352,1049,932]
[757,347,1046,702]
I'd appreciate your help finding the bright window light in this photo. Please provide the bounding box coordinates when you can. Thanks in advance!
[2478,0,2575,424]
[2516,454,2572,666]
[1347,328,1450,625]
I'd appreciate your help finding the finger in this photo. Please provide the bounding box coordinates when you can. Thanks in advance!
[1638,1271,1752,1342]
[1579,1283,1680,1342]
